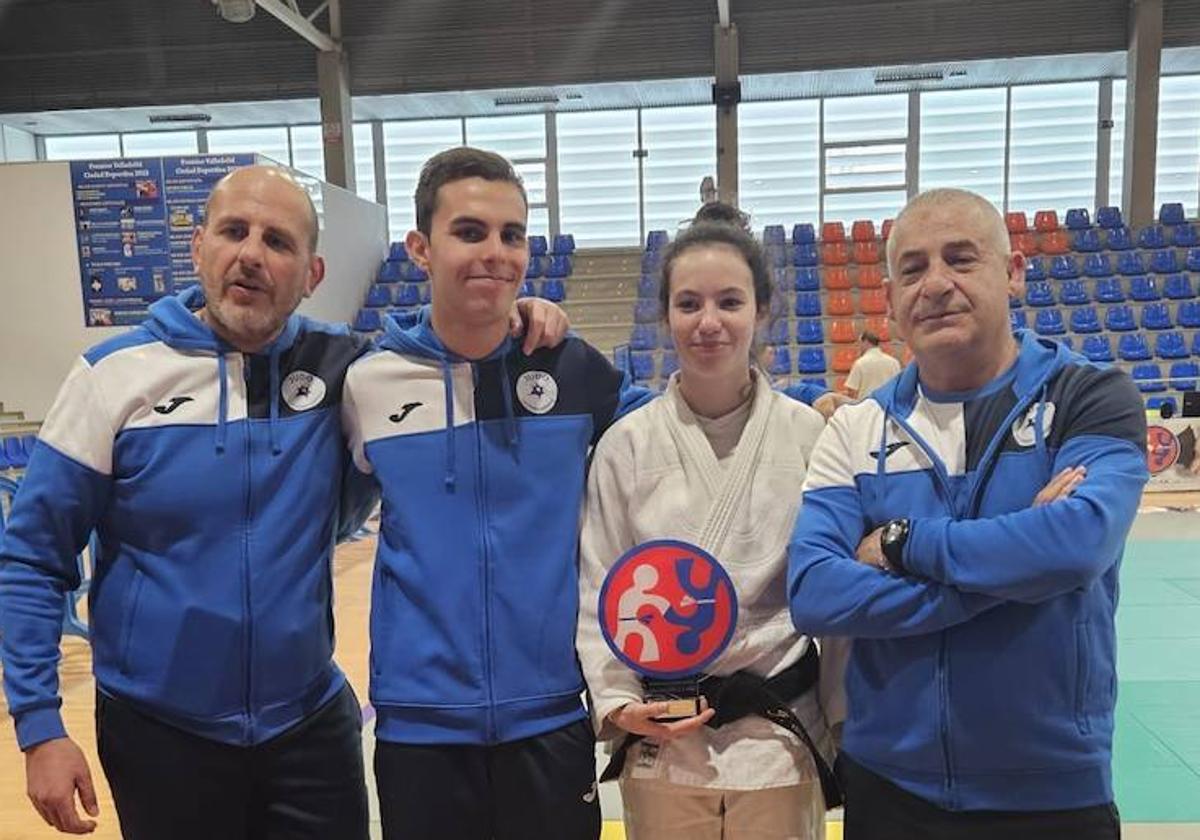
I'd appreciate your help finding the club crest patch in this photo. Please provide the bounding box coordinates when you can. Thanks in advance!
[516,370,558,414]
[1011,402,1056,448]
[281,370,326,412]
[1146,425,1180,474]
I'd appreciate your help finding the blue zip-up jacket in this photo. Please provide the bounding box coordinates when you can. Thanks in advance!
[0,287,375,750]
[342,308,649,745]
[788,330,1148,811]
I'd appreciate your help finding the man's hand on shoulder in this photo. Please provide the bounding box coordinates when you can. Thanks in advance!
[511,298,570,355]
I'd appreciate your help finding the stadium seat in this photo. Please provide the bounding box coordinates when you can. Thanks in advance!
[396,284,421,306]
[3,437,27,470]
[1147,396,1177,412]
[795,244,820,267]
[830,319,857,344]
[634,299,660,323]
[1058,336,1075,351]
[418,285,432,304]
[631,352,655,383]
[1160,202,1186,226]
[800,377,828,391]
[824,266,852,290]
[1065,208,1091,230]
[769,293,787,320]
[765,319,790,346]
[821,222,846,243]
[792,223,816,245]
[528,235,548,257]
[881,219,894,240]
[768,346,792,375]
[629,324,656,351]
[1155,331,1189,359]
[1132,298,1172,330]
[763,225,787,246]
[795,319,824,344]
[795,267,820,292]
[1025,282,1055,307]
[519,280,536,298]
[402,261,428,282]
[1034,309,1065,336]
[1050,255,1080,280]
[353,309,381,332]
[1010,295,1023,310]
[1059,280,1089,306]
[1095,206,1123,229]
[822,242,849,266]
[859,289,888,315]
[1105,305,1136,331]
[1164,273,1196,300]
[857,264,884,289]
[1130,276,1161,302]
[851,220,876,242]
[1118,333,1152,361]
[1150,250,1180,274]
[1169,361,1199,391]
[365,285,391,308]
[764,244,789,269]
[1082,335,1114,362]
[527,257,546,279]
[637,273,659,299]
[1132,363,1166,392]
[1025,257,1047,282]
[1106,226,1134,250]
[1069,306,1101,333]
[795,293,822,317]
[1010,310,1028,331]
[1034,210,1060,232]
[1178,300,1200,328]
[1172,225,1199,248]
[540,278,565,302]
[1011,232,1039,256]
[388,241,408,262]
[1041,231,1070,254]
[1006,211,1029,233]
[377,261,403,283]
[1118,252,1146,276]
[1084,253,1113,277]
[827,291,855,316]
[832,348,859,373]
[546,255,573,278]
[1073,229,1102,252]
[551,234,576,255]
[657,351,677,378]
[1188,249,1200,272]
[1194,333,1200,357]
[1094,277,1125,303]
[797,348,827,374]
[864,315,891,341]
[642,250,663,274]
[1138,225,1167,250]
[852,241,881,264]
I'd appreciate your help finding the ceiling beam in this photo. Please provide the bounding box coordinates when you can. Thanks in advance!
[256,0,336,51]
[717,0,731,28]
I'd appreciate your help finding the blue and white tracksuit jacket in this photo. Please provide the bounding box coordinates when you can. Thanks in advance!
[0,287,375,750]
[789,330,1148,812]
[343,309,648,746]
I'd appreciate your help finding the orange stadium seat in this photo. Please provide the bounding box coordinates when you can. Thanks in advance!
[1040,230,1070,254]
[1034,210,1059,232]
[853,241,880,264]
[1010,232,1039,256]
[1006,212,1029,233]
[833,375,848,393]
[822,221,846,243]
[864,315,891,341]
[822,242,849,265]
[827,291,855,316]
[857,264,884,288]
[823,266,852,290]
[830,319,858,344]
[859,288,888,314]
[881,218,894,240]
[851,220,876,242]
[833,348,859,373]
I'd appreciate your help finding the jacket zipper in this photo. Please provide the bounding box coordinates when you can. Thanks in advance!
[472,364,497,742]
[241,355,255,745]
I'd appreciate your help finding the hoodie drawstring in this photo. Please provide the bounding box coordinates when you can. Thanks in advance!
[499,354,518,449]
[1032,383,1049,458]
[268,349,283,456]
[442,362,457,490]
[215,353,229,454]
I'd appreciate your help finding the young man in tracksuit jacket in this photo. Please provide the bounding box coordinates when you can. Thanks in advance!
[343,147,648,839]
[788,189,1148,840]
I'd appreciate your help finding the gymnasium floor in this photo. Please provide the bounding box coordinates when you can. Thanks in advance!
[0,509,1198,839]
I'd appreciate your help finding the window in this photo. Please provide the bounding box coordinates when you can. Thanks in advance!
[738,100,820,229]
[205,126,290,165]
[288,125,326,181]
[1110,80,1126,209]
[44,134,121,161]
[382,119,464,240]
[466,115,548,236]
[920,87,1006,207]
[1155,75,1200,218]
[822,93,907,223]
[1007,82,1098,214]
[641,105,716,234]
[556,109,640,247]
[354,122,378,204]
[121,130,199,157]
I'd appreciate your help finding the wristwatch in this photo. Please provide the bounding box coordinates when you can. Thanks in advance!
[880,518,910,573]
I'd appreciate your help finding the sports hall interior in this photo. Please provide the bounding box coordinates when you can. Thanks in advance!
[2,1,1200,837]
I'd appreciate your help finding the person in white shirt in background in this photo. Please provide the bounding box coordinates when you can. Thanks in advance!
[842,329,902,400]
[577,215,847,840]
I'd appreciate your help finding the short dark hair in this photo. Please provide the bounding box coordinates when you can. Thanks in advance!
[658,219,773,317]
[860,330,882,346]
[692,201,751,232]
[414,147,528,236]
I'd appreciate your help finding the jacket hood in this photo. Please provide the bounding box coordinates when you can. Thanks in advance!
[379,305,515,363]
[144,285,303,356]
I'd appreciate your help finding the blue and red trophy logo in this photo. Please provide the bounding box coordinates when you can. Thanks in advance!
[598,540,738,679]
[1146,425,1180,474]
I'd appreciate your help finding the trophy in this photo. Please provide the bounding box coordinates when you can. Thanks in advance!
[598,539,738,719]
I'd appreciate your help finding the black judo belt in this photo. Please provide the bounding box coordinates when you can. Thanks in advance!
[599,643,843,809]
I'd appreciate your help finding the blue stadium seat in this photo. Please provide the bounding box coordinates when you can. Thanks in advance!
[1082,335,1114,362]
[519,280,536,298]
[642,250,663,274]
[1117,252,1146,275]
[3,437,26,470]
[1179,301,1200,328]
[396,284,421,306]
[637,274,659,299]
[1025,257,1046,282]
[769,293,787,320]
[1034,309,1065,336]
[634,299,660,323]
[378,261,403,283]
[1010,295,1023,309]
[1129,275,1161,302]
[794,244,820,267]
[1155,331,1189,359]
[1094,276,1125,303]
[528,235,548,257]
[646,230,670,251]
[1194,333,1200,357]
[21,435,36,463]
[796,319,824,344]
[1164,274,1195,300]
[525,257,544,279]
[1069,307,1101,333]
[801,377,829,391]
[795,267,820,292]
[1106,226,1134,250]
[1150,250,1179,274]
[797,348,827,374]
[766,319,790,345]
[1025,281,1055,307]
[1132,363,1165,392]
[546,255,573,278]
[1147,396,1178,413]
[763,225,787,246]
[631,352,655,383]
[1105,305,1136,331]
[795,293,822,317]
[1169,361,1199,391]
[1172,225,1198,248]
[765,244,789,269]
[661,351,679,377]
[1073,229,1101,252]
[1141,302,1172,330]
[1059,280,1089,306]
[540,278,566,302]
[792,223,816,245]
[402,261,428,282]
[1010,310,1028,331]
[1065,208,1092,230]
[629,324,656,351]
[1137,225,1167,249]
[0,443,10,472]
[1050,255,1080,279]
[1188,249,1200,272]
[1096,206,1123,229]
[661,330,675,350]
[769,346,792,375]
[1160,202,1186,226]
[388,241,408,261]
[1083,253,1113,277]
[1058,336,1075,351]
[366,285,392,308]
[1118,333,1152,361]
[353,309,381,332]
[552,234,576,255]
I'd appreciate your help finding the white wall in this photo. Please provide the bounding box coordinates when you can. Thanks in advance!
[0,126,36,162]
[0,162,386,420]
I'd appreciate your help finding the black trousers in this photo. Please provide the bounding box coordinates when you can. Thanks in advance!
[96,684,368,840]
[838,754,1121,840]
[375,717,601,840]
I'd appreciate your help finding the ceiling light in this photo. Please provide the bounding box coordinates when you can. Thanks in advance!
[213,0,256,24]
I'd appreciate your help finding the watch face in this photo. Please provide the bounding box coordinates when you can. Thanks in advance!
[883,522,901,543]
